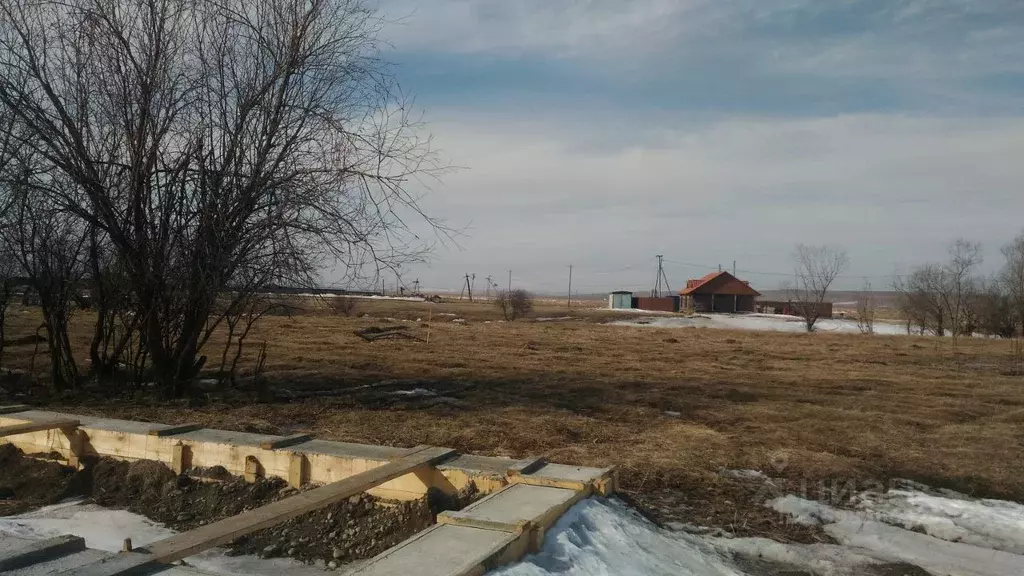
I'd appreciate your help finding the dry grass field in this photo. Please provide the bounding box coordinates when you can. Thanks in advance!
[2,296,1023,539]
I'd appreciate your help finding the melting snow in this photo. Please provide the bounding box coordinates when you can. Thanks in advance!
[610,313,908,335]
[490,499,743,576]
[768,488,1024,576]
[495,486,1024,576]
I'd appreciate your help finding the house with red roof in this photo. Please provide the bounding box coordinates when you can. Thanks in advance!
[680,271,760,313]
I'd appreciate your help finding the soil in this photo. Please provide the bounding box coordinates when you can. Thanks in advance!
[0,446,478,568]
[0,444,88,515]
[624,474,834,544]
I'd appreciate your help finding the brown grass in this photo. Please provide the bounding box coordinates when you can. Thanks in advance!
[2,298,1023,520]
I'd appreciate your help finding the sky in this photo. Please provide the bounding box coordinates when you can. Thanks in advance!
[368,0,1024,295]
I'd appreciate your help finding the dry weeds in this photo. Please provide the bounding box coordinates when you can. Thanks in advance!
[2,298,1023,535]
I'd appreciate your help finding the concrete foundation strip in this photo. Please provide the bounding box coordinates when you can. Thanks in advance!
[0,418,79,437]
[258,433,312,450]
[147,423,202,437]
[436,510,534,534]
[0,535,87,571]
[62,446,457,575]
[505,456,546,477]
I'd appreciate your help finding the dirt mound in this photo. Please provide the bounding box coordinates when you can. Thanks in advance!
[0,444,82,516]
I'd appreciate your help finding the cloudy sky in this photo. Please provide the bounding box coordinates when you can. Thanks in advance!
[372,0,1024,294]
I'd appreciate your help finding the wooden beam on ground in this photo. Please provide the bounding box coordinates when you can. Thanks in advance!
[0,419,79,437]
[147,423,202,437]
[259,433,312,450]
[0,404,30,415]
[144,445,456,564]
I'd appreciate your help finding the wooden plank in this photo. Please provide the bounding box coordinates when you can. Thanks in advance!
[0,404,30,415]
[259,433,312,450]
[145,445,456,564]
[147,423,202,437]
[0,419,79,437]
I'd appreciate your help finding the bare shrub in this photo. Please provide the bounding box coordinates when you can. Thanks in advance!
[329,296,359,317]
[495,289,534,321]
[788,244,849,332]
[856,280,876,335]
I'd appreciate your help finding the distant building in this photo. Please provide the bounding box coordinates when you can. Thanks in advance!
[608,291,634,309]
[680,271,760,313]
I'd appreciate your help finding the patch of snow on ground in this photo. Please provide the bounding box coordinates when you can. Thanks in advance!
[769,489,1024,576]
[491,499,743,576]
[535,316,574,322]
[610,313,907,335]
[496,485,1024,576]
[0,500,322,576]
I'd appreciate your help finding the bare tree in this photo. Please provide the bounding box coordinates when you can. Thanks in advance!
[1003,231,1024,336]
[788,244,849,332]
[495,289,534,321]
[0,176,88,391]
[943,239,982,343]
[856,279,876,335]
[974,278,1016,338]
[0,0,443,396]
[894,264,948,335]
[0,240,15,371]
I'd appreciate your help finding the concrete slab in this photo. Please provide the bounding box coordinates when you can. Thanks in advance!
[172,429,277,448]
[525,463,609,483]
[0,535,86,571]
[8,549,112,576]
[349,524,519,576]
[436,455,513,474]
[0,411,161,435]
[453,484,578,527]
[292,439,405,461]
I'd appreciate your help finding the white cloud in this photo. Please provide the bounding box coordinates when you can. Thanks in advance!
[407,112,1024,292]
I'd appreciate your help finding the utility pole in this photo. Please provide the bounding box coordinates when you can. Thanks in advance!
[653,255,671,297]
[507,270,512,292]
[733,260,736,276]
[567,264,573,309]
[460,273,474,301]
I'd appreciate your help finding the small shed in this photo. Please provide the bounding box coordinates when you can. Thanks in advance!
[680,271,760,313]
[608,291,634,309]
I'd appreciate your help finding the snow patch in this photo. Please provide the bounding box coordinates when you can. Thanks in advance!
[491,499,743,576]
[0,500,322,576]
[610,314,907,335]
[768,489,1024,576]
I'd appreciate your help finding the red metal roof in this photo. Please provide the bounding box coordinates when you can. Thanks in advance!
[680,271,761,296]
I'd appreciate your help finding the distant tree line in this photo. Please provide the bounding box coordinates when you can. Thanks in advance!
[0,0,440,397]
[894,235,1024,340]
